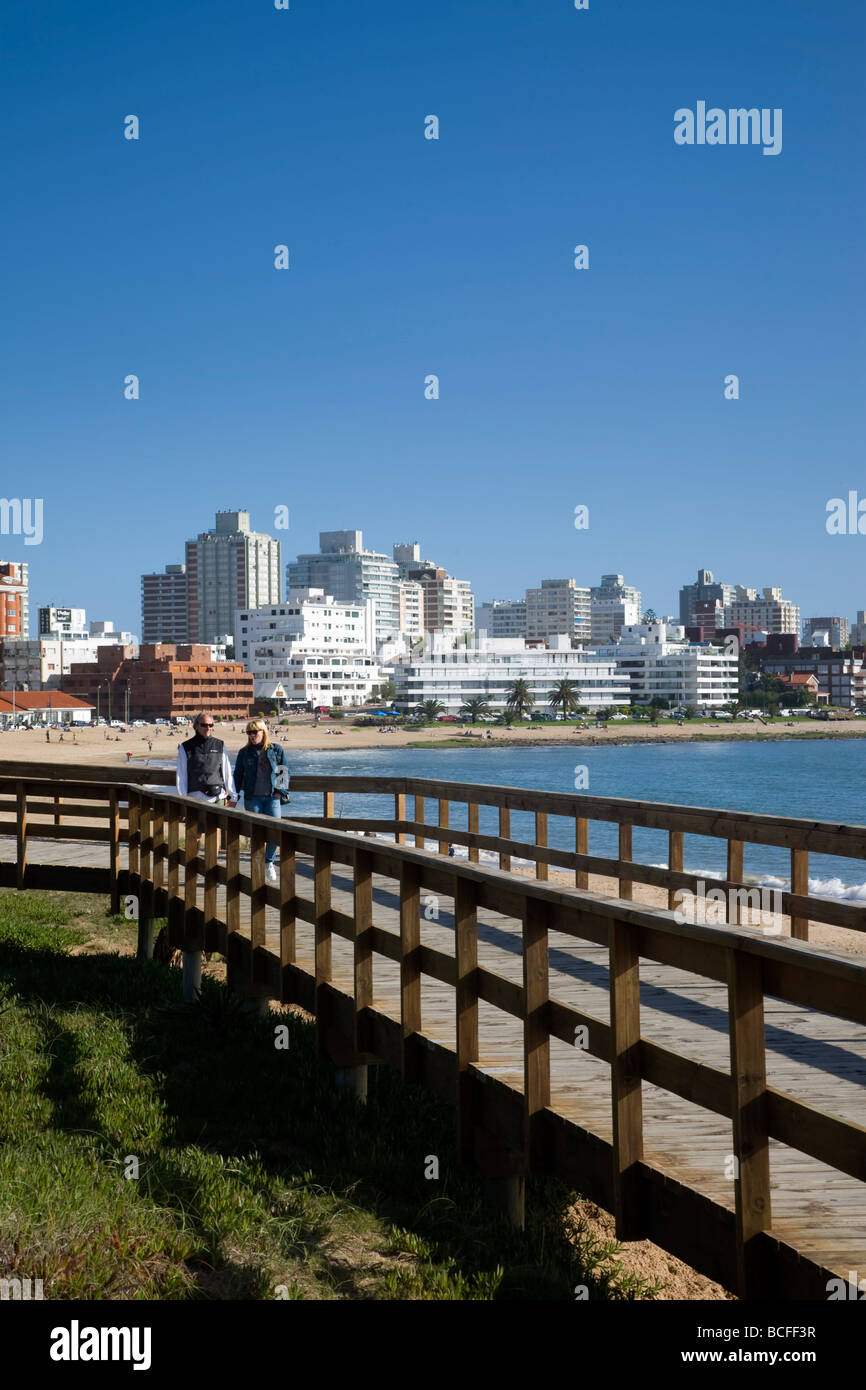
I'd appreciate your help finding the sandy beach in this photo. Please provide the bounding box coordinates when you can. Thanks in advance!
[1,712,866,768]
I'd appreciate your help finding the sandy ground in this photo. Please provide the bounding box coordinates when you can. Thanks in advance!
[1,712,866,767]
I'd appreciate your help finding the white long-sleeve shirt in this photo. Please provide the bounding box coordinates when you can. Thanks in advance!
[176,742,237,802]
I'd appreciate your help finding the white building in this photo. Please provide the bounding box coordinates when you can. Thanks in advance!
[477,599,527,639]
[597,623,739,707]
[394,634,630,715]
[39,607,89,639]
[525,579,591,645]
[1,622,139,690]
[235,589,381,708]
[398,579,424,637]
[289,531,399,641]
[722,587,799,637]
[590,575,642,645]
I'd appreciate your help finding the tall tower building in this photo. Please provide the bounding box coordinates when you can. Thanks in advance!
[289,531,400,641]
[525,578,591,645]
[0,561,29,638]
[186,511,281,645]
[141,564,190,644]
[590,574,642,645]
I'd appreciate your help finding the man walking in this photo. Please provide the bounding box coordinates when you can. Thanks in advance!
[176,713,237,806]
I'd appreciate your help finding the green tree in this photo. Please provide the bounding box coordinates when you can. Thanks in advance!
[379,678,397,701]
[505,679,534,718]
[459,697,490,724]
[417,699,445,723]
[548,679,580,721]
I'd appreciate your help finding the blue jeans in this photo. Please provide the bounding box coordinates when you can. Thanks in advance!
[244,795,281,863]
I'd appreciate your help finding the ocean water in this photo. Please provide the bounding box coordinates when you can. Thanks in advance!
[149,738,866,900]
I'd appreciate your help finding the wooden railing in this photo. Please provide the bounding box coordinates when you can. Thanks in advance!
[1,764,865,1299]
[288,775,866,942]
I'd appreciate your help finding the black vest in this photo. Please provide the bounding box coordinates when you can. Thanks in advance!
[182,735,225,796]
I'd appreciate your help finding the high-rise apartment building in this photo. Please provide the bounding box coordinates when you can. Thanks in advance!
[851,611,866,647]
[803,616,849,649]
[186,511,281,646]
[141,564,190,644]
[235,589,380,708]
[525,579,591,645]
[0,562,28,638]
[678,569,735,629]
[392,541,475,636]
[398,580,424,637]
[39,607,89,639]
[722,587,799,637]
[589,574,642,645]
[289,531,399,641]
[477,599,527,639]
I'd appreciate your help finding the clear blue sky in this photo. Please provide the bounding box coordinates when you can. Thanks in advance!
[2,0,864,634]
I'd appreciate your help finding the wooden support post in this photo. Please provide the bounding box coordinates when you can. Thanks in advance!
[204,811,219,935]
[250,822,267,952]
[667,829,683,910]
[575,816,588,890]
[140,798,153,901]
[395,792,407,845]
[455,876,479,1165]
[399,861,422,1081]
[790,848,809,941]
[414,794,425,848]
[438,799,449,856]
[728,949,771,1299]
[323,790,335,821]
[522,897,550,1184]
[535,811,548,881]
[109,789,121,914]
[609,918,644,1240]
[618,823,633,900]
[225,818,240,937]
[727,839,745,924]
[467,802,479,863]
[54,792,63,829]
[137,796,155,961]
[167,803,180,943]
[152,804,165,896]
[16,780,27,891]
[280,829,297,980]
[314,840,332,1060]
[127,793,140,880]
[353,846,373,1053]
[183,807,199,918]
[182,805,202,1001]
[499,806,511,872]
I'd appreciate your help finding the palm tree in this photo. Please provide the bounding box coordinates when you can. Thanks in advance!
[505,679,534,718]
[459,697,490,724]
[417,699,445,724]
[548,679,580,721]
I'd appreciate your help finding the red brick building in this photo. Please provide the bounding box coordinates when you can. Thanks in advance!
[61,644,254,721]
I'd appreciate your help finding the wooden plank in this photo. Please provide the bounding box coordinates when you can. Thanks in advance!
[204,811,219,932]
[535,811,549,882]
[16,781,27,890]
[353,846,373,1052]
[394,792,407,846]
[152,803,165,895]
[438,798,450,856]
[727,840,744,923]
[250,823,266,951]
[183,807,201,951]
[575,816,588,891]
[499,806,511,872]
[127,793,140,877]
[728,948,771,1299]
[323,790,335,820]
[618,823,633,900]
[109,789,120,913]
[414,794,425,848]
[314,840,332,1060]
[280,830,297,973]
[455,876,479,1164]
[523,897,551,1167]
[791,848,809,941]
[400,861,422,1079]
[668,829,683,910]
[467,802,479,864]
[609,918,643,1240]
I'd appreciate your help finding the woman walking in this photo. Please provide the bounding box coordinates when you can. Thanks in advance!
[234,719,290,882]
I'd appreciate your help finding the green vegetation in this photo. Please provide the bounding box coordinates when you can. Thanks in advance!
[0,889,662,1301]
[547,679,581,721]
[458,697,491,724]
[505,679,534,718]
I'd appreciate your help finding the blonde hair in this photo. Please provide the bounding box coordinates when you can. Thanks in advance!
[245,719,270,749]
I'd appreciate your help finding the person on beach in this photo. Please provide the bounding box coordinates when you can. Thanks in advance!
[233,718,291,883]
[176,713,237,807]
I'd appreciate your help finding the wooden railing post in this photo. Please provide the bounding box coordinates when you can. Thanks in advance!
[109,788,121,914]
[790,848,809,941]
[522,897,550,1187]
[343,844,373,1101]
[399,861,422,1081]
[727,839,744,924]
[575,816,588,890]
[609,918,644,1240]
[152,803,165,897]
[727,948,771,1298]
[413,794,425,848]
[280,829,297,983]
[54,791,63,829]
[395,792,407,845]
[137,795,156,961]
[667,829,683,910]
[204,810,219,936]
[314,839,333,1059]
[437,799,449,856]
[183,805,202,1002]
[455,876,479,1165]
[323,790,335,821]
[250,820,267,964]
[467,802,479,863]
[618,823,633,900]
[499,805,511,872]
[535,812,548,882]
[15,780,26,891]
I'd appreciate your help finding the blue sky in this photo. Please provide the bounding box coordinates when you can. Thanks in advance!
[1,0,864,633]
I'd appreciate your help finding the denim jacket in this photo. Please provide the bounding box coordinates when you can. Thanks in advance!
[234,742,290,800]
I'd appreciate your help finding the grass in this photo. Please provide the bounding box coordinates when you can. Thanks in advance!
[0,887,664,1301]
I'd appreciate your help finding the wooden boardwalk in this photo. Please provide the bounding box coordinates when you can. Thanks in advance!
[10,829,866,1286]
